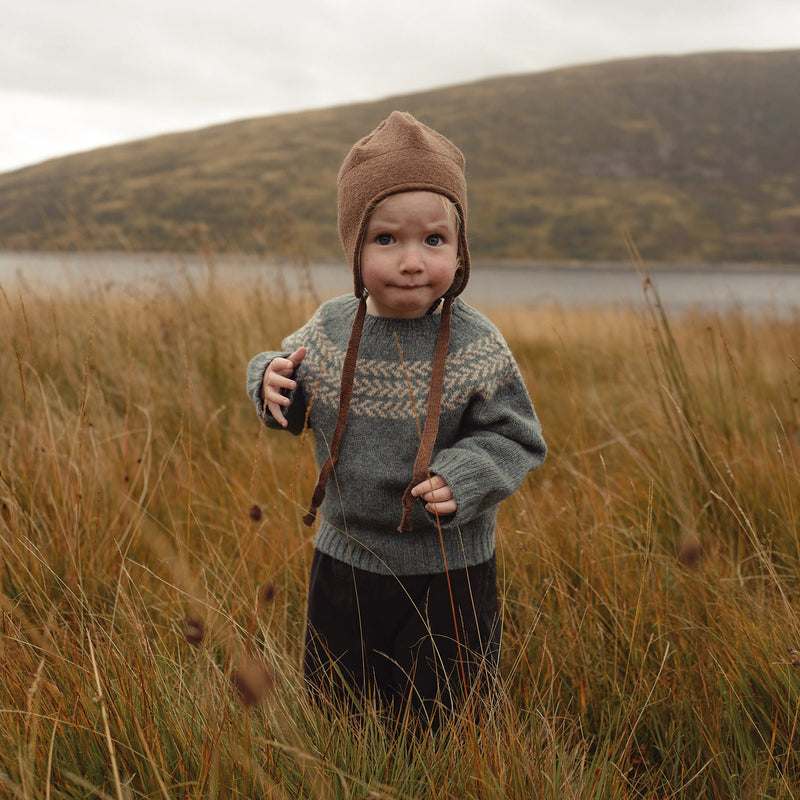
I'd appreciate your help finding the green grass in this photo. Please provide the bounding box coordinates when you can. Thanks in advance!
[1,259,799,798]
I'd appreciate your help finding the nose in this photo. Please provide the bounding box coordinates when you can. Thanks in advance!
[399,245,423,273]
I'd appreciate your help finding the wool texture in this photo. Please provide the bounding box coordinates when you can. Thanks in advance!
[247,296,547,576]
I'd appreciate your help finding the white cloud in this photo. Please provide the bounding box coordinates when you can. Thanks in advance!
[0,89,267,172]
[1,0,799,171]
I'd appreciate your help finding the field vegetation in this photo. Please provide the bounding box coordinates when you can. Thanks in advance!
[1,258,799,798]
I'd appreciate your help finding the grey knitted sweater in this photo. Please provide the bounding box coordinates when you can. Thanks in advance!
[246,295,546,576]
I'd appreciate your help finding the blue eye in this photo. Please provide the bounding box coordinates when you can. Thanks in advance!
[425,234,443,246]
[376,233,394,245]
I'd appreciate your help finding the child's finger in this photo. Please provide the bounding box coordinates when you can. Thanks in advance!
[420,485,452,502]
[269,371,297,391]
[411,475,452,500]
[425,498,458,515]
[288,346,307,367]
[266,388,291,407]
[269,357,296,377]
[411,474,448,498]
[269,404,288,427]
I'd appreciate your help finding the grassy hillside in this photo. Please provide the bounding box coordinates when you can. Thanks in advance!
[1,49,799,262]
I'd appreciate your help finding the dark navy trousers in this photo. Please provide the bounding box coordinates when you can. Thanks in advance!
[303,548,501,725]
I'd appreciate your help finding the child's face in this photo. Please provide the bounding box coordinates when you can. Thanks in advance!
[360,191,459,318]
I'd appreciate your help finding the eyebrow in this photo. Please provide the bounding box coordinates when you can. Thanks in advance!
[368,215,454,230]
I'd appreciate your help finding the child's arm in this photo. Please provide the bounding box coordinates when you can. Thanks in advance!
[262,347,307,428]
[425,352,546,526]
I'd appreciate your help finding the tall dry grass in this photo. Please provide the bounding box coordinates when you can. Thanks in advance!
[1,263,799,799]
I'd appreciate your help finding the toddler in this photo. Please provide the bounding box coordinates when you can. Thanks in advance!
[247,111,546,724]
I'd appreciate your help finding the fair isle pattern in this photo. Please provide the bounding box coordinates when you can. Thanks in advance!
[287,315,520,421]
[248,293,547,575]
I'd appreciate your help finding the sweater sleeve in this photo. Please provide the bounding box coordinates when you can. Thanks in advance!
[427,353,546,528]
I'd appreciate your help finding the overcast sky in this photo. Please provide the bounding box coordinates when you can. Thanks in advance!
[3,0,799,173]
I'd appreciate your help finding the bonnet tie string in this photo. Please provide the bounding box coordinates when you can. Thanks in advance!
[302,296,368,526]
[398,295,453,532]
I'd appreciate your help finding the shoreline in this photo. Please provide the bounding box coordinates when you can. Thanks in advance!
[2,250,799,274]
[474,258,800,273]
[3,251,800,315]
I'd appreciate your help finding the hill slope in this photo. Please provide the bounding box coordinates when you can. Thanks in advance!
[1,49,798,262]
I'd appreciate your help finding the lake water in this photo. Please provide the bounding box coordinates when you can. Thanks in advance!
[2,251,799,316]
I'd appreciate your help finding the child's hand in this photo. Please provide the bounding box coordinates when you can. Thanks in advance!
[411,474,457,516]
[263,347,307,427]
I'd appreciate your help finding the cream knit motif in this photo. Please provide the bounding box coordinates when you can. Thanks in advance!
[280,309,521,420]
[247,295,547,576]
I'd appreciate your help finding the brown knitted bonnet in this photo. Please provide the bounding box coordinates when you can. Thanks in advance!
[303,111,472,531]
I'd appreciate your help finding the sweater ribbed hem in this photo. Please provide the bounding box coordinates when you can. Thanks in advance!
[313,514,497,577]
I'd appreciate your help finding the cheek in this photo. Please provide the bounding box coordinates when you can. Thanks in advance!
[359,259,385,294]
[432,256,459,284]
[359,252,377,280]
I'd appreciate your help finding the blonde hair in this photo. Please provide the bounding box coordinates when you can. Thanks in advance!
[439,196,464,271]
[439,195,462,233]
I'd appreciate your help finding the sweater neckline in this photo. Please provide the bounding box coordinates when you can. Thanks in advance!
[356,297,460,332]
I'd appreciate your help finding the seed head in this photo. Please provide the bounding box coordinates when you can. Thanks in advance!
[184,613,205,646]
[259,581,277,606]
[678,532,702,568]
[232,654,274,706]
